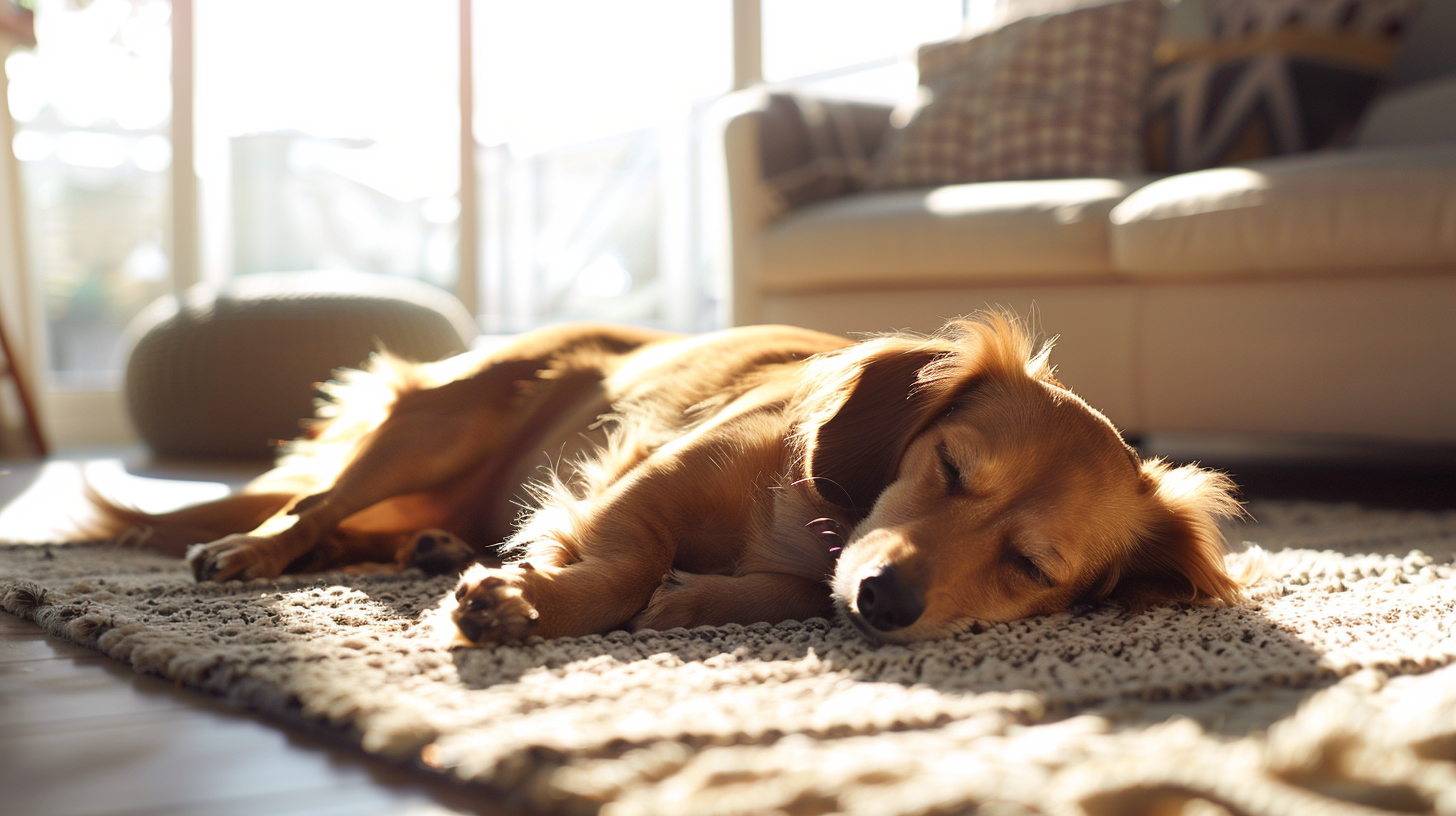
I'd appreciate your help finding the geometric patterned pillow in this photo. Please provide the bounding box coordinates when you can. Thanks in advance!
[868,0,1165,189]
[1143,32,1401,173]
[1207,0,1422,40]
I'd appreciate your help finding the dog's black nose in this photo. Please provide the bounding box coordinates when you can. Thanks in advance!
[856,566,925,632]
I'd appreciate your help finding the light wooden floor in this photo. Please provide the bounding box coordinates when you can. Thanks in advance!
[0,450,524,816]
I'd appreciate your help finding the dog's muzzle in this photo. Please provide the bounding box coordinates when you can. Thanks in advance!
[854,565,926,633]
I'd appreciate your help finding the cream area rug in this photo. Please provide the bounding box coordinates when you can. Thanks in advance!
[3,502,1455,816]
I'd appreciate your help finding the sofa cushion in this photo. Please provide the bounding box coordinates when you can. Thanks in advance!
[868,0,1162,189]
[759,178,1147,294]
[1385,0,1456,88]
[1354,74,1456,147]
[1109,144,1456,279]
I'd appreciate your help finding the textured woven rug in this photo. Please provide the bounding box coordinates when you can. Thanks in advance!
[3,502,1455,816]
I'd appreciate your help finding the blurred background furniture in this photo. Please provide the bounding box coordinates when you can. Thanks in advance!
[0,0,40,457]
[0,308,46,456]
[123,271,477,458]
[723,0,1456,443]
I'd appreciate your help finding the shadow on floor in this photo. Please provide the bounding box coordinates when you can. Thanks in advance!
[1140,433,1456,511]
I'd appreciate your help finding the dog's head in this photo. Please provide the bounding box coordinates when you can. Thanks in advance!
[799,313,1244,643]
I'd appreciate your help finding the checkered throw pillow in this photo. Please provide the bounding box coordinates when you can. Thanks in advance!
[869,0,1165,189]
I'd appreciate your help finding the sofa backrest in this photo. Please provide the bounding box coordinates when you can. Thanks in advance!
[1387,0,1456,88]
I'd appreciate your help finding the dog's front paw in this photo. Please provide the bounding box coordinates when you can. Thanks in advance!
[186,535,282,582]
[450,564,538,645]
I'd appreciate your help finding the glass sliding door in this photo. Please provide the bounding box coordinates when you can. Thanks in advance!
[762,0,964,100]
[8,0,173,386]
[471,0,733,334]
[194,0,461,292]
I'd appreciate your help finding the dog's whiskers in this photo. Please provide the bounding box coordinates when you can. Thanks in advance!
[789,476,858,511]
[805,517,845,554]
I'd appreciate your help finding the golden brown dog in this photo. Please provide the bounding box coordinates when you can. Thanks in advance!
[92,312,1245,646]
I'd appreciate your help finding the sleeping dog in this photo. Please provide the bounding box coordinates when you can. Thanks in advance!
[92,312,1246,645]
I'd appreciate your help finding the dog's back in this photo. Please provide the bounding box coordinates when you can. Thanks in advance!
[87,323,850,568]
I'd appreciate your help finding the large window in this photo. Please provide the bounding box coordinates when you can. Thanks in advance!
[195,0,462,292]
[9,0,173,386]
[472,1,733,333]
[5,0,971,442]
[763,0,964,99]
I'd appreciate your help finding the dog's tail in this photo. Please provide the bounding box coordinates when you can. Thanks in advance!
[82,484,293,557]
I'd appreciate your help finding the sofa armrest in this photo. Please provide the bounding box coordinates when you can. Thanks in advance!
[719,89,895,325]
[719,91,774,326]
[757,96,896,194]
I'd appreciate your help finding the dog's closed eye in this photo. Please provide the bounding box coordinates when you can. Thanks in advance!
[936,442,964,497]
[1006,550,1054,588]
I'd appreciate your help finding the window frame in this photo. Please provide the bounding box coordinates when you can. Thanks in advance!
[8,0,768,448]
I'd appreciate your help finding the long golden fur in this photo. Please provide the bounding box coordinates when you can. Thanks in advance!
[90,312,1247,645]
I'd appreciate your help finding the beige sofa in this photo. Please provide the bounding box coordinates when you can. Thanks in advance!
[723,79,1456,444]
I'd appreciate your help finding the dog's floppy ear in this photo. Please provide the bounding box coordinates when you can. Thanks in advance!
[802,340,953,512]
[1085,461,1246,610]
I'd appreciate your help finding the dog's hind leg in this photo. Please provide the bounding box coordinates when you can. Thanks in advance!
[187,359,558,582]
[316,529,480,576]
[188,325,674,583]
[89,490,296,557]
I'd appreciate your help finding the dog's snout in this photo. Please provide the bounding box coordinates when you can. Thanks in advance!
[855,566,925,632]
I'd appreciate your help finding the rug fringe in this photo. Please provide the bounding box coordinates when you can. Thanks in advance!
[1,580,49,616]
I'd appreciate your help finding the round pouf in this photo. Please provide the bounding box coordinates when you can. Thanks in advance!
[123,271,478,459]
